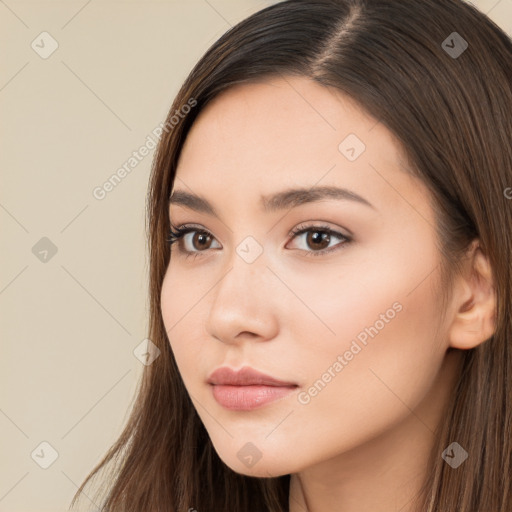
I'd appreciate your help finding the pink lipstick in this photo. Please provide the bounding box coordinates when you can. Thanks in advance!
[207,366,298,411]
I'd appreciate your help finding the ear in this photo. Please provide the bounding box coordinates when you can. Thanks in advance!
[448,239,497,350]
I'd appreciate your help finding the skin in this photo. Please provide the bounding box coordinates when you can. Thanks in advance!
[160,75,496,512]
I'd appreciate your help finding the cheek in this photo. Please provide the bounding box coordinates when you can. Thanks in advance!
[160,267,207,381]
[288,258,446,445]
[289,220,444,367]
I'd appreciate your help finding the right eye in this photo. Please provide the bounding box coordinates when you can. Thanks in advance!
[167,224,222,256]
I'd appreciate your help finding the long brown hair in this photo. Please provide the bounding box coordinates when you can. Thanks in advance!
[70,1,512,510]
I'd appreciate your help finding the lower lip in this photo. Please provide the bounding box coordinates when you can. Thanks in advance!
[210,384,297,411]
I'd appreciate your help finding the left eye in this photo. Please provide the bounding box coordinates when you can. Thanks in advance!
[286,225,350,255]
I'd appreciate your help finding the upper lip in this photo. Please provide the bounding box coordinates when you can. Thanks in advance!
[207,366,297,387]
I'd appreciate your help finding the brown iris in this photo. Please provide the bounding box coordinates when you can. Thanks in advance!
[306,230,331,251]
[192,232,214,251]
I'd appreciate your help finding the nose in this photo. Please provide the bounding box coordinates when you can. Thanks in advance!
[205,249,280,345]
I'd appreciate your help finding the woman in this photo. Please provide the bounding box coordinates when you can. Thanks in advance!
[71,0,512,510]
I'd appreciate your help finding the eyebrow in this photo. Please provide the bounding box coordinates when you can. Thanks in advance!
[168,185,376,217]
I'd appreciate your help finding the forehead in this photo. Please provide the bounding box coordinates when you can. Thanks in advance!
[173,75,430,222]
[178,75,389,164]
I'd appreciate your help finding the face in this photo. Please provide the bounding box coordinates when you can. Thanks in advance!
[161,75,451,477]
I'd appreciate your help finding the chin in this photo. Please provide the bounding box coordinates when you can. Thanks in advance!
[215,447,297,478]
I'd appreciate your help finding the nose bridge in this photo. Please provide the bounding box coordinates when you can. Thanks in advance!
[205,240,277,342]
[216,232,269,299]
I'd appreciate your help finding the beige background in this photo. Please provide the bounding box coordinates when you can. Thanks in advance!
[1,1,510,510]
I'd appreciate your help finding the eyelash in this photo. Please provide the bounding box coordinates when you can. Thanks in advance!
[166,222,351,260]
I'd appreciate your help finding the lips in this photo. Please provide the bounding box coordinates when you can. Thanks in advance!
[207,366,298,411]
[207,366,297,387]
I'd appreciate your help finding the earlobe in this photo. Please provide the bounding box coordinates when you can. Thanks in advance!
[448,241,497,351]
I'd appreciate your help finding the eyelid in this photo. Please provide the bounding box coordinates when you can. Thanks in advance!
[287,221,351,240]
